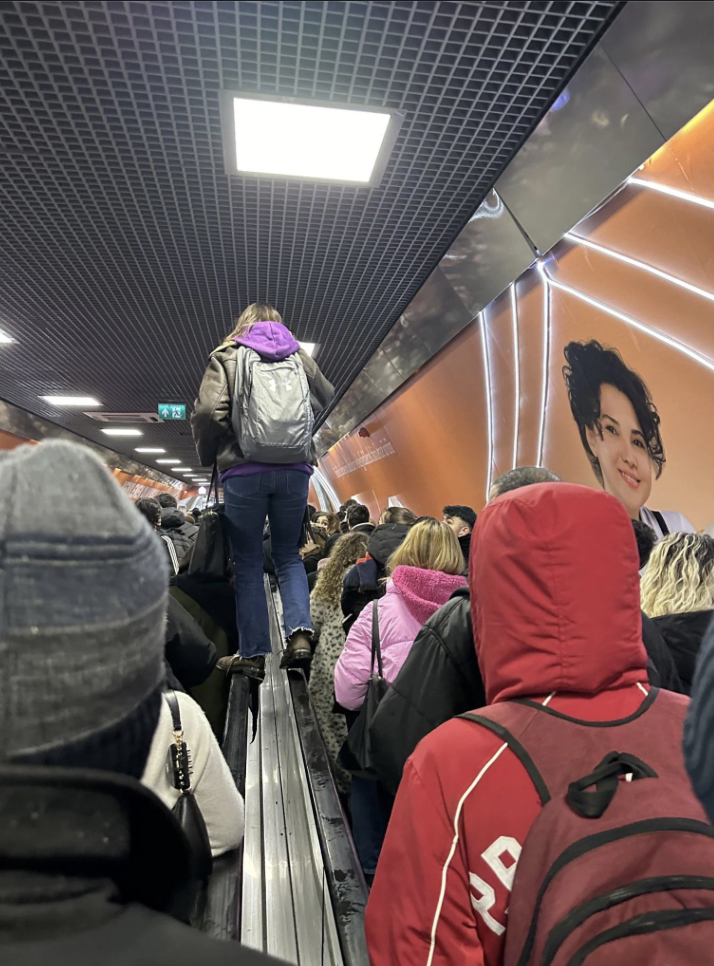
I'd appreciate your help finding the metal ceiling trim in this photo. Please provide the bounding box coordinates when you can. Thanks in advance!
[0,396,183,487]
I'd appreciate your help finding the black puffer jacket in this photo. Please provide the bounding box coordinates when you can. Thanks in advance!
[369,587,485,796]
[162,507,198,562]
[652,609,714,694]
[340,523,411,627]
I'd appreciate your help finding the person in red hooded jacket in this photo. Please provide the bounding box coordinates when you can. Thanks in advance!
[365,482,652,966]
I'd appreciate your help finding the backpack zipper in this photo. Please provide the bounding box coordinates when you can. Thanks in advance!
[514,818,714,966]
[540,875,714,965]
[565,907,714,965]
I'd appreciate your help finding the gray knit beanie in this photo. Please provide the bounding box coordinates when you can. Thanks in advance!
[0,439,168,763]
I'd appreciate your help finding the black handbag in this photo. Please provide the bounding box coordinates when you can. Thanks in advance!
[338,600,390,779]
[164,690,213,881]
[185,466,232,582]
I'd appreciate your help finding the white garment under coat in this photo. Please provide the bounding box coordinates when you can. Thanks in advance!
[141,690,244,857]
[641,506,696,541]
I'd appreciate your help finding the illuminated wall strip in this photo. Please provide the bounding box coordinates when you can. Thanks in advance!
[313,467,341,511]
[479,311,494,500]
[566,232,714,304]
[536,265,550,468]
[546,275,714,376]
[510,282,520,469]
[629,176,714,212]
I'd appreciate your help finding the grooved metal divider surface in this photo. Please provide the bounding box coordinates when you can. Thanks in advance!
[241,576,341,963]
[0,1,621,475]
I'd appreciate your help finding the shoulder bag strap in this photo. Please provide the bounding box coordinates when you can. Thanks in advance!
[371,599,384,679]
[161,534,179,574]
[652,510,669,536]
[164,688,182,731]
[206,463,219,507]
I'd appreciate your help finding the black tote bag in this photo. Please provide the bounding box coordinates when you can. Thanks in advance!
[186,466,232,582]
[338,600,390,779]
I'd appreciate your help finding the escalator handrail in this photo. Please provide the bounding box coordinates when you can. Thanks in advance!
[289,669,371,966]
[191,671,251,940]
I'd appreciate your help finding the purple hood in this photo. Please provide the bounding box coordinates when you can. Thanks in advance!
[235,320,300,361]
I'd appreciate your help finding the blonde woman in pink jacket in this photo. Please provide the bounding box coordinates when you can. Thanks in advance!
[334,517,467,878]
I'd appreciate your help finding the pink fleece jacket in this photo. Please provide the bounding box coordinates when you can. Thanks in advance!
[334,565,467,711]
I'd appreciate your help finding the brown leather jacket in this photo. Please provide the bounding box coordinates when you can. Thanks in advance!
[191,343,334,473]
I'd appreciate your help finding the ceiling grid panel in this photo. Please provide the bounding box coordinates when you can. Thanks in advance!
[0,0,622,474]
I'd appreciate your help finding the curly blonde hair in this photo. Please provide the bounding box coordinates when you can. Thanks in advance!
[641,533,714,618]
[312,532,369,605]
[387,517,464,576]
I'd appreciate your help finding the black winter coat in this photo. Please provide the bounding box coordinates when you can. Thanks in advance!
[652,609,714,694]
[161,508,199,562]
[368,591,682,796]
[341,523,411,627]
[641,612,684,693]
[369,587,485,796]
[165,596,217,690]
[0,765,280,966]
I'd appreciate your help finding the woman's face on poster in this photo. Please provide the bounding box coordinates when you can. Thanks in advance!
[585,383,653,520]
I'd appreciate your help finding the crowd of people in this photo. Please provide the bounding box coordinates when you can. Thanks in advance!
[5,306,714,965]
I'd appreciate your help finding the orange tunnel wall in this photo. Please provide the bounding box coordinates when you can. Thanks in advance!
[319,101,714,531]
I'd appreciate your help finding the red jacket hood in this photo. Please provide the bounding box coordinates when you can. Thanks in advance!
[469,483,648,704]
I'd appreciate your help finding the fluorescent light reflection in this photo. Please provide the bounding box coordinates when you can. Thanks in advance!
[299,342,317,357]
[233,98,391,182]
[510,282,520,469]
[101,428,142,437]
[566,232,714,305]
[135,448,166,453]
[313,467,341,513]
[41,395,101,407]
[0,329,14,344]
[479,311,494,500]
[155,459,177,464]
[536,264,550,468]
[629,176,714,212]
[546,275,714,376]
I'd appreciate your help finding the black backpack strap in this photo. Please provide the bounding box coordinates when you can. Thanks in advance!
[458,713,551,805]
[652,510,669,536]
[371,599,384,678]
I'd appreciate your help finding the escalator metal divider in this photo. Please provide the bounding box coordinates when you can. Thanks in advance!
[272,595,343,965]
[288,673,371,966]
[241,684,265,951]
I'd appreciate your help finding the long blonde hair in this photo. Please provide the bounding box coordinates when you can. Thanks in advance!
[224,302,283,344]
[387,517,464,576]
[641,533,714,617]
[312,532,369,605]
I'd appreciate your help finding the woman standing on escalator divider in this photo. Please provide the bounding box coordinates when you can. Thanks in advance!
[191,303,334,683]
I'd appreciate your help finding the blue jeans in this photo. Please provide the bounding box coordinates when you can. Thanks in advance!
[223,470,312,659]
[350,776,391,877]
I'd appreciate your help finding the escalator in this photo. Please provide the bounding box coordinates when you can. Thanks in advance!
[195,577,369,965]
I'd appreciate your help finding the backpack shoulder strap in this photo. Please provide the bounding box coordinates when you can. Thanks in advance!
[161,534,179,574]
[652,510,670,535]
[458,712,551,805]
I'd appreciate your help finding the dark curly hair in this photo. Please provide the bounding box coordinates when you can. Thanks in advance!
[562,340,665,485]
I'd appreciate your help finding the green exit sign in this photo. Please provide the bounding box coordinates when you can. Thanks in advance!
[158,403,186,420]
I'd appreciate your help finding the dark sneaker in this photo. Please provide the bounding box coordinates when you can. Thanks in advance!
[217,654,266,682]
[279,631,313,670]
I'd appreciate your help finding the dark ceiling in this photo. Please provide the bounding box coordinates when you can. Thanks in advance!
[0,0,622,482]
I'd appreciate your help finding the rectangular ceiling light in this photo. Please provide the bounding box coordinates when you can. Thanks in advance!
[101,428,142,437]
[171,467,191,472]
[135,448,166,453]
[299,342,317,357]
[222,93,402,186]
[155,459,177,464]
[41,395,101,406]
